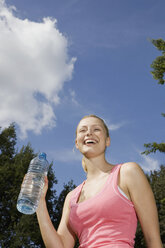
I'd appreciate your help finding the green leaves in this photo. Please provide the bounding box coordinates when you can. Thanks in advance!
[135,166,165,247]
[150,38,165,85]
[140,38,165,246]
[0,123,16,160]
[143,38,165,155]
[0,124,78,247]
[151,39,165,53]
[142,142,165,155]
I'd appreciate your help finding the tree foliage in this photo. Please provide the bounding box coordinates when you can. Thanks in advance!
[0,125,76,247]
[142,38,165,155]
[140,38,165,246]
[142,142,165,155]
[135,166,165,247]
[150,38,165,85]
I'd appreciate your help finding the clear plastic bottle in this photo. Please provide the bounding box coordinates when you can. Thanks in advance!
[17,152,49,215]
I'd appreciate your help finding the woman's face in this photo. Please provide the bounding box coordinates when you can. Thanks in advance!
[75,117,110,158]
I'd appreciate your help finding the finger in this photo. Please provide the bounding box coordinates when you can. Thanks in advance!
[21,174,27,187]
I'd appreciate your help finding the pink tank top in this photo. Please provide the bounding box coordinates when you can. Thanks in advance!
[69,164,137,248]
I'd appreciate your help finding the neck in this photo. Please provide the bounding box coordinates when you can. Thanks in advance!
[83,155,114,180]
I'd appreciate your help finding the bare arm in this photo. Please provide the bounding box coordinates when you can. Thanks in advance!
[36,176,76,248]
[120,162,163,248]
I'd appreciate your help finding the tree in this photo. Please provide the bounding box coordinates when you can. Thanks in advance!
[0,124,79,247]
[142,38,165,155]
[142,142,165,155]
[135,166,165,247]
[149,165,165,244]
[139,38,165,247]
[0,124,58,247]
[150,38,165,85]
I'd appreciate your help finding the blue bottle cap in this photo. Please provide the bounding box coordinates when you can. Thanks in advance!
[39,152,46,160]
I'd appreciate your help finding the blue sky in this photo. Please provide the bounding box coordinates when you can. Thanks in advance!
[0,0,165,193]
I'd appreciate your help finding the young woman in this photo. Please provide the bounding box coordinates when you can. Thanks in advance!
[36,115,163,248]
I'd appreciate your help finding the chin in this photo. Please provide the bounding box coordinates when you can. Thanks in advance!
[83,151,104,159]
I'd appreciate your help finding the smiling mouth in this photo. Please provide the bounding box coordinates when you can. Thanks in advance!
[84,139,97,145]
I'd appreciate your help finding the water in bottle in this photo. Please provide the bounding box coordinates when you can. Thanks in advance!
[17,152,49,215]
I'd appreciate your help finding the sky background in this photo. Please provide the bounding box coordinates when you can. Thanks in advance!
[0,0,165,193]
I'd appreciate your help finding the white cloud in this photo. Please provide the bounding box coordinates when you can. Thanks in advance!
[108,121,126,131]
[49,148,82,163]
[132,147,160,173]
[69,89,80,106]
[139,154,160,173]
[0,0,76,138]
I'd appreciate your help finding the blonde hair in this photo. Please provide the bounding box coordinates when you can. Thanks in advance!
[77,115,110,173]
[82,157,88,173]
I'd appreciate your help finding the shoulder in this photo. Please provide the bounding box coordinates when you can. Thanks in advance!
[66,190,74,201]
[120,162,144,177]
[65,188,77,202]
[120,162,151,196]
[120,162,147,188]
[64,182,83,206]
[62,190,75,212]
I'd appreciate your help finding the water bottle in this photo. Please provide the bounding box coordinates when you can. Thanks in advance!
[17,152,49,215]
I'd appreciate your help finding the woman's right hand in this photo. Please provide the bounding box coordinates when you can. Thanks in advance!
[21,174,48,199]
[36,175,49,213]
[41,175,49,199]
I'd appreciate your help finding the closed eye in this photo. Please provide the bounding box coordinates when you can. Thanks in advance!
[79,129,86,132]
[94,128,101,131]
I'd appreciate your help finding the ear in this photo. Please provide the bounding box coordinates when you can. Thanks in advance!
[106,137,110,147]
[75,139,79,149]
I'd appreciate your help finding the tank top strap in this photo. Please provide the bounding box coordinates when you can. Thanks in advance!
[111,163,134,206]
[111,163,123,187]
[70,164,123,207]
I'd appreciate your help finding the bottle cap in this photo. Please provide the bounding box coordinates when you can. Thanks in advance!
[39,152,46,160]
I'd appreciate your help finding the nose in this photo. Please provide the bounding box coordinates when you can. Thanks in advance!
[86,127,92,136]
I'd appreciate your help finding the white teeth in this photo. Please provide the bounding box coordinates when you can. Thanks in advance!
[85,139,97,144]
